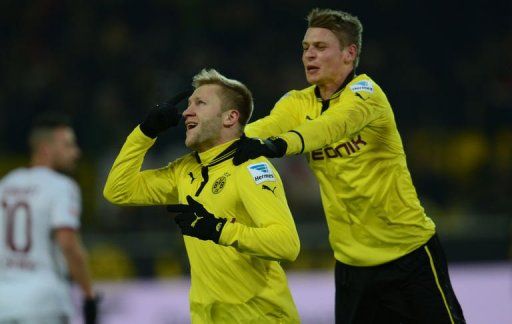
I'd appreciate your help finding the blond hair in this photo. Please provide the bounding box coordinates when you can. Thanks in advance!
[307,8,363,68]
[192,69,254,126]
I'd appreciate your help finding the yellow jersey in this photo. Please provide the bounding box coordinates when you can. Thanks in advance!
[104,126,300,323]
[246,73,435,266]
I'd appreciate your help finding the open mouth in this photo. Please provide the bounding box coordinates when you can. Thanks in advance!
[307,65,319,73]
[186,122,198,130]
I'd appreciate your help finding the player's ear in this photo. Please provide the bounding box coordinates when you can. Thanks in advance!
[38,141,53,157]
[344,44,357,64]
[223,109,240,127]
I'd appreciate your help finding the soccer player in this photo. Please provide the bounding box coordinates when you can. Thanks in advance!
[233,8,465,324]
[103,69,301,323]
[0,115,98,324]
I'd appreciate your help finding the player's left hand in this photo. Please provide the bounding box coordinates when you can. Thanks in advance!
[232,136,287,165]
[167,196,227,243]
[83,295,100,324]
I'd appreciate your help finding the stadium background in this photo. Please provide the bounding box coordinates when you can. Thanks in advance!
[1,0,511,323]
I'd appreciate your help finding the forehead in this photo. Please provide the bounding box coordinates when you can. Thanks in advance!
[303,27,340,44]
[192,84,223,100]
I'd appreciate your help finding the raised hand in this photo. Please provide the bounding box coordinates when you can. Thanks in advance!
[140,88,193,138]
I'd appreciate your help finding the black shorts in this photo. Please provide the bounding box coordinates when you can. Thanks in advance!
[335,234,465,324]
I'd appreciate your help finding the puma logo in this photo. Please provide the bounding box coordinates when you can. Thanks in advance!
[216,222,223,232]
[188,172,196,184]
[306,115,313,120]
[262,185,277,194]
[355,93,367,101]
[190,213,203,228]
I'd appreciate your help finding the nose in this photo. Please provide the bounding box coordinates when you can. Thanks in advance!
[304,48,315,61]
[182,104,194,118]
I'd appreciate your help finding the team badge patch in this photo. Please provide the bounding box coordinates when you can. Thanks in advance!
[349,80,374,93]
[212,173,230,194]
[248,162,276,184]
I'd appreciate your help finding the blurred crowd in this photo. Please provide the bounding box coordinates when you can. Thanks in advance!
[1,0,511,278]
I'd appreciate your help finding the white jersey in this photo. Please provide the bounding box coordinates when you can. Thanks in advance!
[0,166,81,320]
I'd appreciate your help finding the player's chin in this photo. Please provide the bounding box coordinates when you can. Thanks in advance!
[184,136,196,149]
[304,72,319,84]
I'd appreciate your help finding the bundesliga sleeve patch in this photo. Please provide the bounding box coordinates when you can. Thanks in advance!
[247,162,276,184]
[349,80,374,93]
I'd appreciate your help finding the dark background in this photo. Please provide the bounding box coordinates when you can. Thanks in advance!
[1,0,511,278]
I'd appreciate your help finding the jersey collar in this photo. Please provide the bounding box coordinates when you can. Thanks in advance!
[314,70,356,101]
[194,137,240,167]
[192,137,242,196]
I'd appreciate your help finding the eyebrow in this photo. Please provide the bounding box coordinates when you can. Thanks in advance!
[302,41,328,46]
[189,96,206,103]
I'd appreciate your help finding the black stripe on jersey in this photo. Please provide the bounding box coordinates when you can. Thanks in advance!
[289,130,305,154]
[208,149,236,167]
[321,100,330,113]
[195,166,209,196]
[193,138,242,196]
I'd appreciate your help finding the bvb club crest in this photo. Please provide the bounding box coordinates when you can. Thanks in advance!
[212,173,230,194]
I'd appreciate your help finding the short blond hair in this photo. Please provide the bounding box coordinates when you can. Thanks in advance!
[192,69,254,126]
[307,8,363,68]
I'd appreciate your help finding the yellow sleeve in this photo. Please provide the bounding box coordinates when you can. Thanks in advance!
[280,88,385,154]
[245,91,302,138]
[218,160,300,262]
[103,126,179,206]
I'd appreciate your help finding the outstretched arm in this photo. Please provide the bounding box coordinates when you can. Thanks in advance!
[234,85,385,164]
[279,89,382,154]
[244,90,303,139]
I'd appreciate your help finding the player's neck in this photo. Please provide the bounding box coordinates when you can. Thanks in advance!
[317,84,340,100]
[195,128,241,153]
[317,68,354,100]
[30,154,53,169]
